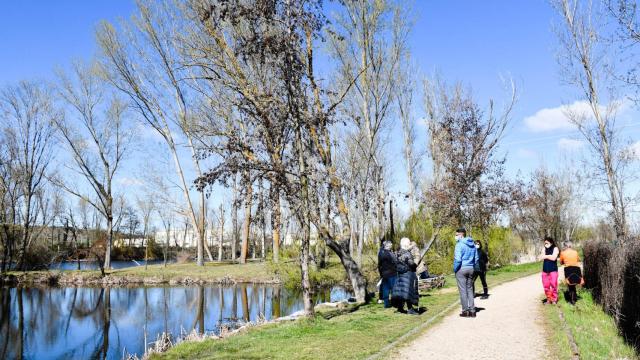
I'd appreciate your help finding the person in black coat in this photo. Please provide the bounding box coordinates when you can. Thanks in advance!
[473,240,489,299]
[377,240,397,308]
[391,237,419,315]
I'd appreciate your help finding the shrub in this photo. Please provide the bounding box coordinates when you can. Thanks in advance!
[583,240,640,353]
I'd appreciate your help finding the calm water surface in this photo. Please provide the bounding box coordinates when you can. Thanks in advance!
[0,285,350,359]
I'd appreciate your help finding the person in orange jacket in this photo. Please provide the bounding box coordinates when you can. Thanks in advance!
[559,241,582,305]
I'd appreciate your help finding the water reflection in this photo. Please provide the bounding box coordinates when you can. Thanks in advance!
[0,285,350,359]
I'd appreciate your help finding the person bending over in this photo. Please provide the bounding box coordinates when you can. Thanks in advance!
[559,241,582,305]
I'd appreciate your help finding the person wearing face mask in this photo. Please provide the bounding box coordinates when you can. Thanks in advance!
[473,240,489,299]
[538,236,560,305]
[453,228,480,318]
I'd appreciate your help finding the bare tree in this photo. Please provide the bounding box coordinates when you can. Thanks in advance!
[552,0,629,243]
[511,165,584,245]
[213,202,226,262]
[329,0,412,262]
[0,134,22,272]
[97,1,210,266]
[156,202,174,267]
[422,78,516,252]
[52,62,131,269]
[231,174,239,262]
[605,0,640,101]
[136,194,155,269]
[0,81,57,270]
[240,170,253,264]
[185,0,371,310]
[397,64,420,214]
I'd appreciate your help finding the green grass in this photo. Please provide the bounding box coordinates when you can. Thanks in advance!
[4,261,279,284]
[4,254,381,287]
[543,284,638,360]
[152,262,541,360]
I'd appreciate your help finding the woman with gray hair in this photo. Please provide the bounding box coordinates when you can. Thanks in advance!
[390,237,420,315]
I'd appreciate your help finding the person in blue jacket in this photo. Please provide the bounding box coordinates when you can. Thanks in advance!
[453,227,479,318]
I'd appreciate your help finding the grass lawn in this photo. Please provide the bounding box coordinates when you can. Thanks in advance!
[152,262,541,360]
[4,256,368,286]
[543,284,638,360]
[3,261,280,284]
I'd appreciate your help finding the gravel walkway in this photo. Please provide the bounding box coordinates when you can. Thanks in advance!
[392,273,550,360]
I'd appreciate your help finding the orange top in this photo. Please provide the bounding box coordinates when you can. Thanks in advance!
[559,248,580,267]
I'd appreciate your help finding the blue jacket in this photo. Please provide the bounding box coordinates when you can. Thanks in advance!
[453,237,479,273]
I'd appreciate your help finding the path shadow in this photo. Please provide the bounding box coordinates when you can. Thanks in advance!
[474,293,490,298]
[474,307,486,313]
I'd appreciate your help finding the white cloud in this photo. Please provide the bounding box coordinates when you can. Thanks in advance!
[557,138,584,151]
[523,101,592,133]
[516,148,537,159]
[117,177,144,186]
[627,141,640,159]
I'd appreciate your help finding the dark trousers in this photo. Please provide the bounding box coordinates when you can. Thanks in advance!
[396,300,415,312]
[380,276,396,308]
[568,284,577,304]
[473,270,488,295]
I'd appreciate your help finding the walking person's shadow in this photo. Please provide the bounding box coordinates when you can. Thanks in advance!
[474,293,490,299]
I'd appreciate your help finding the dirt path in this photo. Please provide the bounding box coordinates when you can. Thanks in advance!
[392,273,550,360]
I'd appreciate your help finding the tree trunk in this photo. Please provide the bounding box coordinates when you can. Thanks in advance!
[104,214,113,270]
[270,188,281,263]
[260,184,266,260]
[200,192,215,263]
[325,238,368,302]
[232,175,239,261]
[389,198,395,241]
[296,127,314,316]
[18,193,32,271]
[218,204,224,262]
[300,221,314,315]
[164,222,170,267]
[357,207,365,266]
[240,171,252,264]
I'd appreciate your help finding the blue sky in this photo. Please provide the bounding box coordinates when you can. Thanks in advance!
[1,0,638,221]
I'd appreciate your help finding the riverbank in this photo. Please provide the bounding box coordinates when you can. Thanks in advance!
[1,262,278,286]
[543,284,638,360]
[151,262,541,360]
[0,257,374,287]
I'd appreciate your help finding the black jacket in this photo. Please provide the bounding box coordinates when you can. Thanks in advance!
[396,248,417,274]
[378,248,397,279]
[477,248,489,272]
[391,248,419,306]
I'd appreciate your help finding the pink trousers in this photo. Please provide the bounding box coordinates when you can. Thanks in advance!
[541,271,558,303]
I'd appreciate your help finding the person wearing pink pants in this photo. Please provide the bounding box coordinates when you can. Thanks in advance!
[538,236,559,304]
[541,270,558,303]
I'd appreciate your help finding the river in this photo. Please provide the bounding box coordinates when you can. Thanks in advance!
[0,284,351,359]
